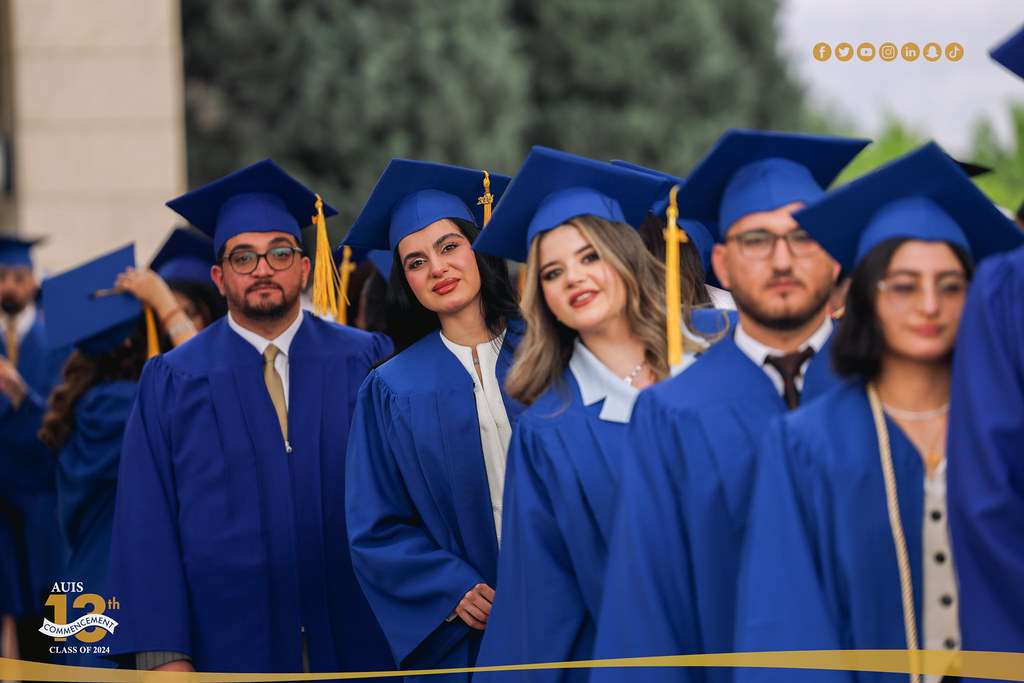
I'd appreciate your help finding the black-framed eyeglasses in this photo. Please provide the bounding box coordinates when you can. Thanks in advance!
[726,229,822,260]
[221,246,303,274]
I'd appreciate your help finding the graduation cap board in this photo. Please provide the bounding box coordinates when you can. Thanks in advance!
[166,159,337,257]
[42,244,142,355]
[672,129,870,240]
[343,160,511,254]
[167,158,344,318]
[0,236,43,268]
[473,146,669,263]
[794,142,1024,273]
[149,228,216,287]
[610,160,716,277]
[334,245,395,284]
[991,24,1024,80]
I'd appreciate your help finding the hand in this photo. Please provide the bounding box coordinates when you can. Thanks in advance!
[115,267,177,316]
[455,583,494,631]
[152,659,196,672]
[0,356,27,409]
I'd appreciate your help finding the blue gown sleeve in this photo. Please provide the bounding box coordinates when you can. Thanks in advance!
[476,421,592,682]
[948,251,1024,653]
[591,391,702,683]
[0,390,54,489]
[733,418,850,683]
[104,357,193,659]
[345,372,485,668]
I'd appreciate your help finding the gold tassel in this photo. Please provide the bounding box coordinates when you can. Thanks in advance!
[337,246,357,326]
[477,171,494,226]
[663,185,688,366]
[143,305,160,359]
[311,193,344,319]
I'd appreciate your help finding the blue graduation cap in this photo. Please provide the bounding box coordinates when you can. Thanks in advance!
[992,24,1024,80]
[674,129,870,240]
[0,236,43,267]
[166,159,337,257]
[794,142,1024,272]
[42,244,142,355]
[333,245,395,283]
[473,147,669,263]
[149,228,216,287]
[343,160,511,253]
[610,160,716,277]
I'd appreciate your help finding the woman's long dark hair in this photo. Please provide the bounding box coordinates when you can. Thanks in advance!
[384,217,521,354]
[831,237,974,381]
[39,317,154,451]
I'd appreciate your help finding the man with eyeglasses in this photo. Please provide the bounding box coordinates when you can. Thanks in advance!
[104,160,394,675]
[592,130,869,683]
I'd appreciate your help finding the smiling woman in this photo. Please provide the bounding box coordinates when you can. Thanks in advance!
[468,147,683,682]
[341,160,524,681]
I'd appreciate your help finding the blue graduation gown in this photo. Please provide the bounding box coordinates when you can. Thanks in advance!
[105,315,394,673]
[475,367,632,682]
[947,246,1024,654]
[591,330,838,683]
[0,315,68,616]
[54,379,136,669]
[345,324,525,678]
[734,382,927,683]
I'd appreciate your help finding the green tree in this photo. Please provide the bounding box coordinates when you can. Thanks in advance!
[510,0,807,174]
[971,104,1024,213]
[181,0,531,240]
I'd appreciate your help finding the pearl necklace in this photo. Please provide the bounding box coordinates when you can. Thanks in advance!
[624,360,647,386]
[881,402,950,422]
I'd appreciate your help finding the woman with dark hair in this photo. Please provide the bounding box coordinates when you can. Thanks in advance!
[342,160,521,679]
[37,246,196,670]
[468,147,686,680]
[733,143,1024,683]
[150,227,228,329]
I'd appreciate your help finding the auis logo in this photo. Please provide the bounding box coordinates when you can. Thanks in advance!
[39,581,120,656]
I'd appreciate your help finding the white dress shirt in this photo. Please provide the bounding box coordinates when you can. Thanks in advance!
[733,316,833,397]
[226,309,305,410]
[440,330,511,546]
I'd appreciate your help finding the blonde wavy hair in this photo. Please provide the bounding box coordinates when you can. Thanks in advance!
[506,214,704,407]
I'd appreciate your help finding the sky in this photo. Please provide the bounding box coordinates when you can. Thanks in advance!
[779,0,1024,155]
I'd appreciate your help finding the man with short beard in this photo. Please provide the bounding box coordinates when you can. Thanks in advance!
[591,130,869,683]
[104,161,394,675]
[0,236,68,664]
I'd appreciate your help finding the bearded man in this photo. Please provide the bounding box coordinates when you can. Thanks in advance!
[104,160,394,675]
[591,130,869,683]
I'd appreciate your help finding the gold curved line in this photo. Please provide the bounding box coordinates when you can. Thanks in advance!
[2,650,1022,682]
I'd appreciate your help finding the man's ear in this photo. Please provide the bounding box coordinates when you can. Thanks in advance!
[711,243,731,291]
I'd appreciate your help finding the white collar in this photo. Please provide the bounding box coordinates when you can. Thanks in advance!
[2,303,37,342]
[568,337,641,424]
[227,309,304,357]
[733,315,833,367]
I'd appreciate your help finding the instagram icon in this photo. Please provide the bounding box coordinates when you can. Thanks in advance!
[879,42,898,61]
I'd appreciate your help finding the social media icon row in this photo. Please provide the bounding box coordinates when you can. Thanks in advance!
[813,42,963,63]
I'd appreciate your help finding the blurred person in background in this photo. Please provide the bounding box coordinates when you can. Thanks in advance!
[734,143,1024,683]
[37,245,197,669]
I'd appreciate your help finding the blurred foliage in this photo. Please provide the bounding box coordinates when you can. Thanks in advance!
[180,0,809,243]
[828,110,1024,215]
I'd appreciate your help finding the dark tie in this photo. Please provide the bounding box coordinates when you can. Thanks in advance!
[764,346,815,409]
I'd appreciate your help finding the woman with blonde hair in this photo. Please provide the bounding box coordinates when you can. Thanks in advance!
[472,147,694,680]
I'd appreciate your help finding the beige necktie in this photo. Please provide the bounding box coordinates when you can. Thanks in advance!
[263,344,287,440]
[5,317,17,368]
